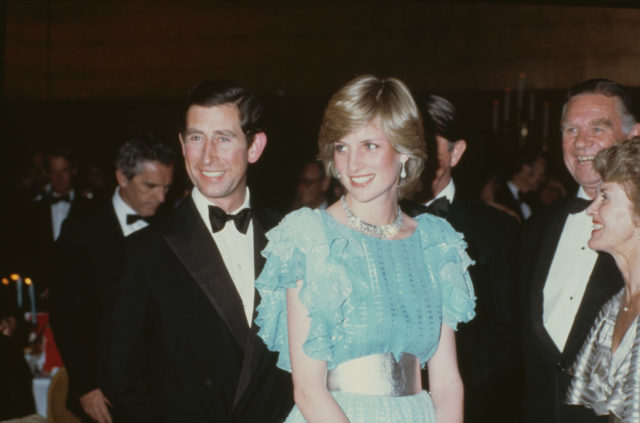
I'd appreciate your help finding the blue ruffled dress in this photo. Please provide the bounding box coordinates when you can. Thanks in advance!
[255,208,476,422]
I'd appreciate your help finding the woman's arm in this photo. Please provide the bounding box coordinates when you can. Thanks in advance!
[427,324,464,423]
[287,280,349,423]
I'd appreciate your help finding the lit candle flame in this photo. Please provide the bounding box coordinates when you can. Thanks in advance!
[1,278,8,285]
[25,278,33,286]
[10,273,20,281]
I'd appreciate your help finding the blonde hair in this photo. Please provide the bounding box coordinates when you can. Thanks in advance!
[317,75,426,199]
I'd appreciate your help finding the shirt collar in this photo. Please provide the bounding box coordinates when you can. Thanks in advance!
[576,186,591,201]
[113,187,139,223]
[426,179,455,206]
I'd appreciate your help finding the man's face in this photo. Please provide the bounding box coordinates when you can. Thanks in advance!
[296,163,328,208]
[118,160,174,217]
[179,104,266,212]
[48,155,75,196]
[430,136,454,197]
[561,94,628,198]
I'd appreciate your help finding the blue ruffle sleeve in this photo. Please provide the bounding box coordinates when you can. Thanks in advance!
[417,214,476,330]
[254,208,367,372]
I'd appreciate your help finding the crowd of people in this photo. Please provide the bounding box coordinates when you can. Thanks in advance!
[1,75,639,423]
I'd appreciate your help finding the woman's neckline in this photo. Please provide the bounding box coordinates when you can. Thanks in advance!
[316,208,420,242]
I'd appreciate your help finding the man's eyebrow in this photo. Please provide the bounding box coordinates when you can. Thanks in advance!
[590,118,613,127]
[184,128,205,135]
[214,129,236,137]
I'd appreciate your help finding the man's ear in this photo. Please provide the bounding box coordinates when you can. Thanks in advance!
[247,132,267,164]
[450,139,467,168]
[627,123,640,139]
[115,168,129,189]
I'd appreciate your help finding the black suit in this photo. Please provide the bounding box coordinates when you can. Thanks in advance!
[403,191,521,423]
[49,199,125,418]
[102,197,292,423]
[494,180,525,221]
[520,194,622,423]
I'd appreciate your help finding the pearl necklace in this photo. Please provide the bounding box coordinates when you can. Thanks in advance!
[340,196,402,240]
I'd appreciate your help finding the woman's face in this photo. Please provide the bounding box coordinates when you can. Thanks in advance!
[333,120,405,206]
[587,181,639,257]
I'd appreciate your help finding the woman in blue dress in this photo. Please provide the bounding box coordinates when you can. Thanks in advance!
[255,75,476,422]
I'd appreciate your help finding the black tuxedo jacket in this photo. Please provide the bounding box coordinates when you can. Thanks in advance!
[494,180,525,221]
[520,194,622,423]
[403,191,521,422]
[49,199,125,415]
[102,197,293,423]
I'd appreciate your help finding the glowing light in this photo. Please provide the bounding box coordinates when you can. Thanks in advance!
[10,273,20,281]
[1,278,8,285]
[25,278,33,286]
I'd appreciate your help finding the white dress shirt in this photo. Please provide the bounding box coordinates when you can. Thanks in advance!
[192,187,256,326]
[507,180,532,219]
[51,190,74,241]
[112,187,150,237]
[543,186,597,351]
[426,179,456,206]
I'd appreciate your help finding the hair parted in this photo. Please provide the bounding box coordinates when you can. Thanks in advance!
[424,95,465,151]
[317,74,426,199]
[180,79,266,144]
[115,132,177,179]
[562,78,637,134]
[594,136,640,217]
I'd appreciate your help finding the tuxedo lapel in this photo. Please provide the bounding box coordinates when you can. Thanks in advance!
[562,252,622,362]
[163,199,250,350]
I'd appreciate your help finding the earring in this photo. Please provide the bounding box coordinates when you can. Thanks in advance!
[330,162,341,179]
[400,160,407,179]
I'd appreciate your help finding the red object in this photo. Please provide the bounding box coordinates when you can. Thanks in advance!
[26,312,64,373]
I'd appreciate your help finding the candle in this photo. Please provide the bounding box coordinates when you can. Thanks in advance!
[492,99,500,133]
[25,278,36,325]
[543,101,550,139]
[504,87,511,123]
[10,273,22,309]
[517,72,526,110]
[529,92,535,122]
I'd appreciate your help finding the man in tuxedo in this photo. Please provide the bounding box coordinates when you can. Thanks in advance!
[493,146,547,221]
[102,79,293,422]
[293,160,330,210]
[402,95,521,423]
[50,134,175,423]
[520,78,640,423]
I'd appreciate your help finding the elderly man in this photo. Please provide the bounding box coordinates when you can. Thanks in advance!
[50,133,175,423]
[520,79,640,423]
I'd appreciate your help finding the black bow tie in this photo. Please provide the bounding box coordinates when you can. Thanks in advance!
[208,206,252,234]
[126,214,154,225]
[50,194,71,204]
[425,197,451,218]
[568,197,592,214]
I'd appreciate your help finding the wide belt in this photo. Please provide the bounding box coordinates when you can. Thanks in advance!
[326,353,421,397]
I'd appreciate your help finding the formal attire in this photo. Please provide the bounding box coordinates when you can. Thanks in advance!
[495,180,530,220]
[520,188,623,423]
[255,208,475,422]
[402,180,521,423]
[49,188,150,419]
[102,189,292,423]
[566,289,640,423]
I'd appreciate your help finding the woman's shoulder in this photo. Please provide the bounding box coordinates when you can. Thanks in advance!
[412,212,462,244]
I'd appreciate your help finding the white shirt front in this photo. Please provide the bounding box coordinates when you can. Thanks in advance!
[543,186,597,351]
[192,187,255,326]
[426,179,456,206]
[507,180,532,219]
[112,187,150,237]
[51,190,74,241]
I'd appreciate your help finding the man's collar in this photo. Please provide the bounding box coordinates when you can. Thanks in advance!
[426,179,455,206]
[191,187,251,234]
[113,187,138,218]
[576,186,591,200]
[506,180,519,200]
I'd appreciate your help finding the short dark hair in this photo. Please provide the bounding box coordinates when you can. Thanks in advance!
[424,95,465,148]
[180,79,266,144]
[46,147,76,170]
[562,78,637,133]
[115,133,176,179]
[507,144,546,178]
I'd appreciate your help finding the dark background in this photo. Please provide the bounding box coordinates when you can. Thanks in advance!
[3,1,640,211]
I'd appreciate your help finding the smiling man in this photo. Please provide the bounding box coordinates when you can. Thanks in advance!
[102,80,292,423]
[520,79,640,423]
